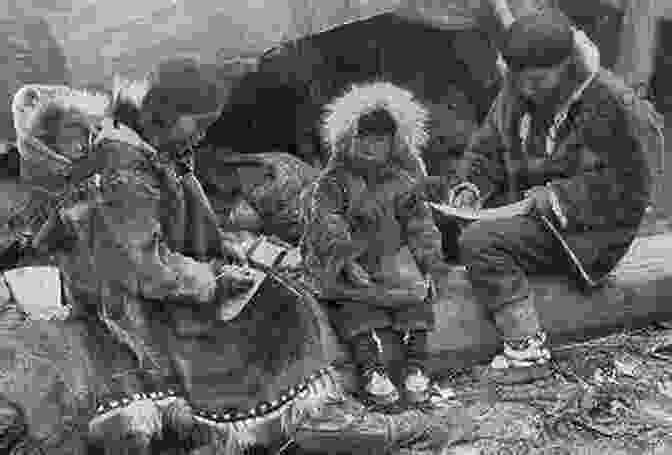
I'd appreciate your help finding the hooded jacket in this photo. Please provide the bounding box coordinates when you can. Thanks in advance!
[454,30,661,283]
[301,82,443,299]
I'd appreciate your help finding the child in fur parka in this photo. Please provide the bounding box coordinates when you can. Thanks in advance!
[301,82,451,405]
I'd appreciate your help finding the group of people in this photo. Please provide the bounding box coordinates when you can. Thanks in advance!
[1,5,663,451]
[298,7,658,406]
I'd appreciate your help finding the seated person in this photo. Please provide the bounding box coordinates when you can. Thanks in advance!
[9,80,257,448]
[424,9,660,381]
[195,145,320,246]
[301,82,450,406]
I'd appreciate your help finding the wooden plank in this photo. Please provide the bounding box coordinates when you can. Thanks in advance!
[614,0,659,90]
[322,233,672,381]
[293,386,475,455]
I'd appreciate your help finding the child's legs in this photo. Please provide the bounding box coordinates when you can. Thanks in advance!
[327,302,394,371]
[392,303,435,369]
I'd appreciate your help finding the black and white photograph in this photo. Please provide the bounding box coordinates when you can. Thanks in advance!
[0,0,670,453]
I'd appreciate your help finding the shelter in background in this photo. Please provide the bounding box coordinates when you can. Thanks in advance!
[205,2,505,174]
[0,15,70,142]
[205,0,666,173]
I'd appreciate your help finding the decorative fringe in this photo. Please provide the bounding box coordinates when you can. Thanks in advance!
[88,399,163,445]
[88,367,342,453]
[195,367,343,455]
[322,81,429,152]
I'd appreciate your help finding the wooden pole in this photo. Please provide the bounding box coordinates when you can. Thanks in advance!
[614,0,660,97]
[485,0,555,76]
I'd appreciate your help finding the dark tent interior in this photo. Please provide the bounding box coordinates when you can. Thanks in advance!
[203,12,501,174]
[203,3,630,176]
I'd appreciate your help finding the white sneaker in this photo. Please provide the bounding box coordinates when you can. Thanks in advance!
[362,369,400,405]
[403,367,457,404]
[491,332,551,370]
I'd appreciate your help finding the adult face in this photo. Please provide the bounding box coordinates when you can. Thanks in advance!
[31,109,91,164]
[139,101,180,151]
[512,58,569,105]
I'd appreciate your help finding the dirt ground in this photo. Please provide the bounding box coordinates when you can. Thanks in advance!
[292,324,672,455]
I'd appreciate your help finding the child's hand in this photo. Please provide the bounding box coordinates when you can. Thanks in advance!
[344,261,373,288]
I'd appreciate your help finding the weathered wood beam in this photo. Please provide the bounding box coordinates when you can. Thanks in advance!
[323,233,672,382]
[614,0,660,95]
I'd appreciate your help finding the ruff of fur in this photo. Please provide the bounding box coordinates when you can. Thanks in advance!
[12,84,110,139]
[110,74,151,115]
[12,76,151,142]
[12,84,111,178]
[322,81,429,152]
[12,78,151,169]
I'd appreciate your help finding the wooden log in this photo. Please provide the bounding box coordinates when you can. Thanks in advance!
[300,233,672,454]
[321,233,672,382]
[293,389,476,455]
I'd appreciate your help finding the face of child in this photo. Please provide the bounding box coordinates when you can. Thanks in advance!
[351,133,393,168]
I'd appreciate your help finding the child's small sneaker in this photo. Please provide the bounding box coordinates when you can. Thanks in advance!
[403,366,430,404]
[402,366,456,405]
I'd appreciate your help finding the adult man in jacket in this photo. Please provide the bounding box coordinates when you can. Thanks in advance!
[442,9,660,380]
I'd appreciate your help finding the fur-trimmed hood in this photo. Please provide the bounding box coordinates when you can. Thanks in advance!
[322,81,429,149]
[322,81,429,176]
[13,84,110,140]
[11,77,155,175]
[12,84,111,184]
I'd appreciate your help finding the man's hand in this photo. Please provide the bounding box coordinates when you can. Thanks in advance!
[220,237,248,266]
[214,264,256,297]
[524,185,553,217]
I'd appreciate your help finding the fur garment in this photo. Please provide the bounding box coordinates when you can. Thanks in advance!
[322,81,430,177]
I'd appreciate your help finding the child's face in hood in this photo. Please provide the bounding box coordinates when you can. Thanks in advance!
[350,133,394,169]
